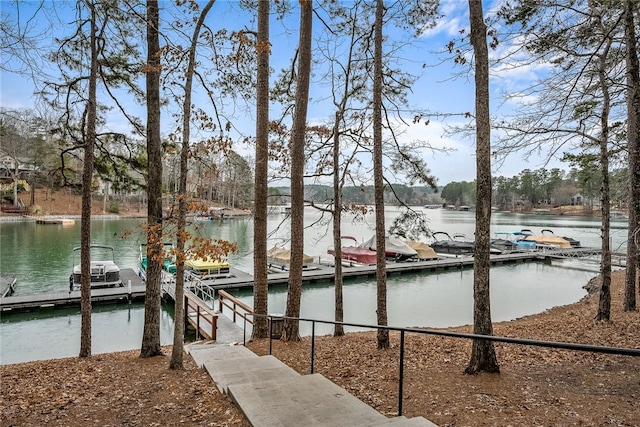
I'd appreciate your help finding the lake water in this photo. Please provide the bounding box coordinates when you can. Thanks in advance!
[0,208,628,364]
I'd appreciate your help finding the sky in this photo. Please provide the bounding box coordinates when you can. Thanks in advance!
[0,0,569,187]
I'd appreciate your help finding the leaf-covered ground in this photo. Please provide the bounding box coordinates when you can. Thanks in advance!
[0,350,250,427]
[247,269,640,426]
[2,270,638,426]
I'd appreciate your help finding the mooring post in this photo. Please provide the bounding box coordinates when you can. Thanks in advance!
[127,280,132,303]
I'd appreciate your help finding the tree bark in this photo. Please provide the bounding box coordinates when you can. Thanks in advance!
[624,0,639,312]
[465,0,499,374]
[79,0,98,358]
[170,0,214,369]
[333,110,344,337]
[595,37,613,321]
[141,0,163,358]
[252,0,270,339]
[283,0,312,341]
[373,0,389,350]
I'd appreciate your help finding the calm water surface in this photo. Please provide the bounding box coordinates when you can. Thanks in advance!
[0,208,627,364]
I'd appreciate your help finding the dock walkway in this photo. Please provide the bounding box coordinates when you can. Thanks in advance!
[0,248,603,314]
[0,276,16,297]
[187,342,437,426]
[0,268,145,312]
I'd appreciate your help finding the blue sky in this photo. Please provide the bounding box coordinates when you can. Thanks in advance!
[0,0,568,186]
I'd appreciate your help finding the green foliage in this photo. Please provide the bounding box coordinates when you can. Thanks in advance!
[440,181,476,206]
[108,202,120,214]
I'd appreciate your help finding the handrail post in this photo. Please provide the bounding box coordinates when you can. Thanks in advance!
[183,295,188,335]
[268,316,273,355]
[233,302,237,323]
[398,330,405,416]
[243,315,247,346]
[218,293,222,313]
[311,320,316,374]
[196,305,201,340]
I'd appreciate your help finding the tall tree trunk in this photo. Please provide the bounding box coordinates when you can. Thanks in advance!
[596,40,612,321]
[465,0,499,374]
[141,0,163,358]
[79,0,98,358]
[12,163,18,207]
[283,0,312,341]
[170,0,214,369]
[252,0,270,339]
[333,110,344,337]
[373,0,389,350]
[624,0,639,311]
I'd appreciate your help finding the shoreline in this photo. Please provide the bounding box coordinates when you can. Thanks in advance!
[2,270,638,426]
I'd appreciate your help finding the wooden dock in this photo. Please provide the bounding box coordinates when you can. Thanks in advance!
[0,268,145,313]
[0,248,603,314]
[206,250,547,291]
[34,217,75,225]
[1,276,17,297]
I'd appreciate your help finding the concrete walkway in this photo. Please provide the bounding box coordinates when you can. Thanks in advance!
[186,342,437,427]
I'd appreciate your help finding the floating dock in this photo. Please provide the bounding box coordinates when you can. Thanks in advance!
[0,248,604,314]
[35,218,75,225]
[1,276,17,297]
[0,268,145,313]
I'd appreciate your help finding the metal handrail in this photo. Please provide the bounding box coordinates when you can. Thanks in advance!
[245,313,640,416]
[162,277,218,340]
[184,271,217,305]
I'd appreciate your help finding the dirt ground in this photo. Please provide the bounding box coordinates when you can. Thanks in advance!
[3,187,250,218]
[1,270,639,426]
[4,187,144,217]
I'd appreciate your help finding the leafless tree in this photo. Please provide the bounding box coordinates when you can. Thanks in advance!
[623,0,640,312]
[170,0,215,369]
[79,0,99,358]
[141,0,163,358]
[252,0,270,339]
[283,0,313,342]
[465,0,499,374]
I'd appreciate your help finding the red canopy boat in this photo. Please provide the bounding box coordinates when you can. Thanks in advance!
[327,236,377,265]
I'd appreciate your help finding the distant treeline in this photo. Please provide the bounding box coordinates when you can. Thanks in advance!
[267,167,628,210]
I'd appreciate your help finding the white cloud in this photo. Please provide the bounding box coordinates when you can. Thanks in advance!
[421,1,469,39]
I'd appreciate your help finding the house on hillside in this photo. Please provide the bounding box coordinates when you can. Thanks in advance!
[570,193,583,206]
[0,150,38,179]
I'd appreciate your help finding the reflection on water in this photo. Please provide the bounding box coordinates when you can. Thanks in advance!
[230,261,594,336]
[0,208,624,364]
[0,302,176,365]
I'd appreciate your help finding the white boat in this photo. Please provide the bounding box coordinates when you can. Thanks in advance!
[69,244,123,291]
[359,235,418,261]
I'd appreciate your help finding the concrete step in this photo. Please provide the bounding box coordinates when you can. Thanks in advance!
[227,373,390,427]
[187,343,257,368]
[204,355,300,394]
[365,415,439,426]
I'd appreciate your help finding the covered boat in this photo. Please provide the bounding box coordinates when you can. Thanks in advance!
[185,255,231,280]
[406,241,438,260]
[327,236,377,265]
[360,235,418,261]
[519,229,573,249]
[492,232,537,252]
[267,247,315,271]
[424,231,504,256]
[139,242,177,275]
[429,232,475,256]
[70,244,123,291]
